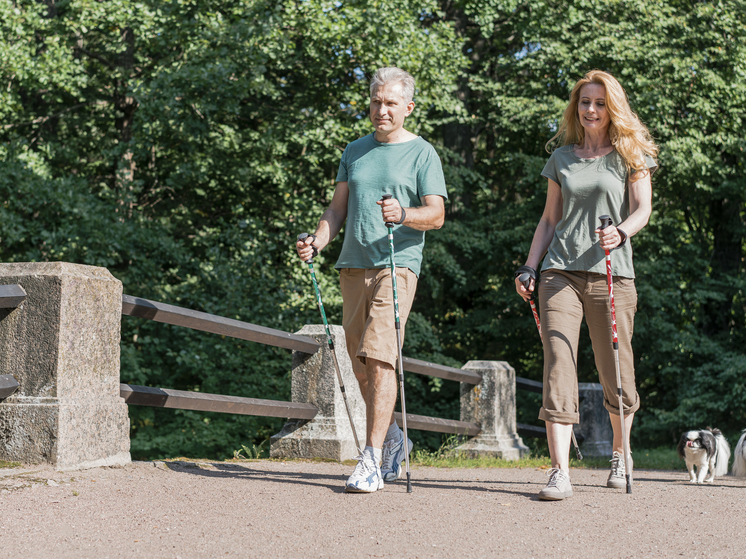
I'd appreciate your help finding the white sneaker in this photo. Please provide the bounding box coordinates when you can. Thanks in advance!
[345,454,384,493]
[538,468,573,501]
[381,434,413,482]
[607,451,633,489]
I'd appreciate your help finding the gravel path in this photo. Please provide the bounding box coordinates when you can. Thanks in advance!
[1,459,744,558]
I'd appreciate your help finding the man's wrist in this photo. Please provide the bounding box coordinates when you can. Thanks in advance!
[395,207,407,225]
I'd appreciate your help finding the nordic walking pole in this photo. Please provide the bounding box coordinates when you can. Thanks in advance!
[518,273,583,461]
[598,215,633,494]
[297,233,364,457]
[381,194,413,493]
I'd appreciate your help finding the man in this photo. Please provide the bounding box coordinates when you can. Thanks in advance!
[296,67,447,493]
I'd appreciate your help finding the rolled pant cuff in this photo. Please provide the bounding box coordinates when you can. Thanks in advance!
[603,396,640,417]
[538,408,579,424]
[357,350,397,371]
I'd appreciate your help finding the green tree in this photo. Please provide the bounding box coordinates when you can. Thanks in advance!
[422,0,746,444]
[0,0,464,458]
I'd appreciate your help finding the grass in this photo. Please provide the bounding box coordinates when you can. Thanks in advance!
[0,460,21,469]
[406,438,686,471]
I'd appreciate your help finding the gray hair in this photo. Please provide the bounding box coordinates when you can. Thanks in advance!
[369,67,415,102]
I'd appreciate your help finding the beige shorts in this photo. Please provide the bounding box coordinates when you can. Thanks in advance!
[538,269,640,424]
[339,267,418,370]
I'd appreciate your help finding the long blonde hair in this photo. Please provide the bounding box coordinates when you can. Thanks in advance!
[546,70,658,173]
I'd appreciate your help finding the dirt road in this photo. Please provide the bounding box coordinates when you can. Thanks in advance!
[1,459,744,558]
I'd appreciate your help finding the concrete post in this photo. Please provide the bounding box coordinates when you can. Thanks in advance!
[0,262,131,470]
[575,383,613,457]
[270,325,366,461]
[456,361,529,459]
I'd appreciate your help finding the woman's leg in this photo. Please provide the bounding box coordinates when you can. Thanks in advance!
[610,411,634,454]
[586,274,640,422]
[536,271,585,500]
[546,421,574,473]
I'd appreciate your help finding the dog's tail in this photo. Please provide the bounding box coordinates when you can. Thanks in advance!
[732,430,746,478]
[712,430,731,477]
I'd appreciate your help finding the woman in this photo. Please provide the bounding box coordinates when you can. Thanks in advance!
[515,70,658,501]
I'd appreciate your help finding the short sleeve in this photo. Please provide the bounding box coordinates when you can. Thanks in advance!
[541,152,560,184]
[415,145,448,199]
[335,147,349,182]
[643,154,658,176]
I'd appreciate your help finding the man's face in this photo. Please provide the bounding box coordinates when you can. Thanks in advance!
[369,83,414,138]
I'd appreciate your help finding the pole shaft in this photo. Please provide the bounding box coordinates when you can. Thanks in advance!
[306,261,363,456]
[387,224,412,493]
[605,249,633,494]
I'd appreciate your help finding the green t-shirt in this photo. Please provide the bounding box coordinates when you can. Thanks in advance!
[540,145,658,278]
[334,133,448,277]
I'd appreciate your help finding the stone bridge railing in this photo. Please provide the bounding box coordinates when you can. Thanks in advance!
[0,263,611,470]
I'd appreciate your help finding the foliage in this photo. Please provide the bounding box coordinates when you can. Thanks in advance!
[410,436,684,471]
[1,0,743,458]
[421,0,746,447]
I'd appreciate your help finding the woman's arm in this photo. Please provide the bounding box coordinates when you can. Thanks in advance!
[515,178,563,301]
[597,169,653,251]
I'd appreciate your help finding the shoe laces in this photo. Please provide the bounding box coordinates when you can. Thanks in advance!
[610,451,626,477]
[352,454,377,476]
[546,468,568,487]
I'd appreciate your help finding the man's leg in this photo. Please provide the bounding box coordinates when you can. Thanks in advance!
[361,268,418,481]
[350,359,397,449]
[363,358,398,450]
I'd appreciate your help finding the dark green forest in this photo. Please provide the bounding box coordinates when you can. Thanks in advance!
[1,0,744,459]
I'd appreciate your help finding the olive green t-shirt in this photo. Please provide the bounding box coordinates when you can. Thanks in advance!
[540,145,658,278]
[334,134,448,277]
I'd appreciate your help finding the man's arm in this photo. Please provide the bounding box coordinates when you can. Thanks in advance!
[296,181,349,261]
[377,194,445,231]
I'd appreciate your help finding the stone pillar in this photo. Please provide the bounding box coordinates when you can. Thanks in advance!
[0,263,131,470]
[270,325,366,461]
[456,361,529,459]
[575,383,613,457]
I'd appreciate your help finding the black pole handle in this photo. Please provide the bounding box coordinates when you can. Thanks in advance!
[598,215,613,230]
[518,272,532,291]
[381,194,394,228]
[297,233,318,263]
[518,272,536,302]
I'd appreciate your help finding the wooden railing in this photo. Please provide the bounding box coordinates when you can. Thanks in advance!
[121,294,484,437]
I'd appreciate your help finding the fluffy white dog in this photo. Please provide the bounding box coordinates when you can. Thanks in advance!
[732,429,746,478]
[677,428,730,483]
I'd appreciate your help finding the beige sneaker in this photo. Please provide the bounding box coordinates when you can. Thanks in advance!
[607,451,633,489]
[538,468,573,501]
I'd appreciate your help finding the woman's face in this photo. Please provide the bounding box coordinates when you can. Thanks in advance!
[577,83,610,133]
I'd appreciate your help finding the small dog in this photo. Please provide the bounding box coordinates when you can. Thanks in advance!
[732,429,746,478]
[677,427,730,483]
